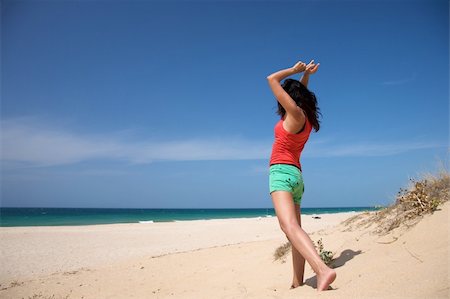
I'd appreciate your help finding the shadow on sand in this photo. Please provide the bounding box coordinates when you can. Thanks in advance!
[332,249,363,268]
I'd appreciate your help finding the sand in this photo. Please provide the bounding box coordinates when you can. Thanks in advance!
[0,204,448,299]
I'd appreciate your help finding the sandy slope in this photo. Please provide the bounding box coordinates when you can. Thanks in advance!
[0,203,448,299]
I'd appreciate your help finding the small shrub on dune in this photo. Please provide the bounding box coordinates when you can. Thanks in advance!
[314,238,334,266]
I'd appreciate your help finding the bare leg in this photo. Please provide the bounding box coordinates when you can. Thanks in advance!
[271,191,336,291]
[290,203,305,288]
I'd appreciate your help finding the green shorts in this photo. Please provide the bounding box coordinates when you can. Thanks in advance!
[269,164,305,205]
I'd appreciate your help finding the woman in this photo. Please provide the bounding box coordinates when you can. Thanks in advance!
[267,59,336,292]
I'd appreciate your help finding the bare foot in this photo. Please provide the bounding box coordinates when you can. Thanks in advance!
[290,282,303,289]
[316,268,336,291]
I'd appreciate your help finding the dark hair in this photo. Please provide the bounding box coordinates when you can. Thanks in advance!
[277,78,321,132]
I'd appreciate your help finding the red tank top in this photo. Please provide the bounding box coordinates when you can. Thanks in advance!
[269,117,312,170]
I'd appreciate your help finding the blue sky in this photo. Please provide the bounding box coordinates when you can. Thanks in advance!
[1,0,448,208]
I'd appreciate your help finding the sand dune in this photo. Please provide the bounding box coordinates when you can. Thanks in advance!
[0,203,448,299]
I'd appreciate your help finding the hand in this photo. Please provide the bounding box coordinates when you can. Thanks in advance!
[292,61,307,73]
[305,59,320,75]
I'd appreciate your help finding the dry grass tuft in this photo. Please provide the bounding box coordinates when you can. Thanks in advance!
[273,241,291,262]
[343,170,449,236]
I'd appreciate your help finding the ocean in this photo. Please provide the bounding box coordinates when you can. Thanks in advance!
[0,207,381,227]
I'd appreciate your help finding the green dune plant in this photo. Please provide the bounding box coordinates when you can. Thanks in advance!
[314,238,334,266]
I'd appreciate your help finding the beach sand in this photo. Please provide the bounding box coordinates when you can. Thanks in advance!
[0,203,448,299]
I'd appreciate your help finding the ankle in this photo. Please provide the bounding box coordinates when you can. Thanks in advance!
[316,265,333,276]
[291,281,304,289]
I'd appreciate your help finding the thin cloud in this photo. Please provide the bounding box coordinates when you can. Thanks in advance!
[0,118,271,167]
[0,118,445,168]
[305,140,446,158]
[381,72,417,86]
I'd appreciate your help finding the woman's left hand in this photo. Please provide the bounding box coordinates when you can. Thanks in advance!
[292,61,307,73]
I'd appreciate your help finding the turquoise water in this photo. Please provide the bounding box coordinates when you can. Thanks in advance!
[0,207,381,227]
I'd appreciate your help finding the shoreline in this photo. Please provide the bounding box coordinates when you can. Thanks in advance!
[0,209,368,228]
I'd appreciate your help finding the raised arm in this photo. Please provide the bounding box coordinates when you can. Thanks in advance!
[266,61,307,120]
